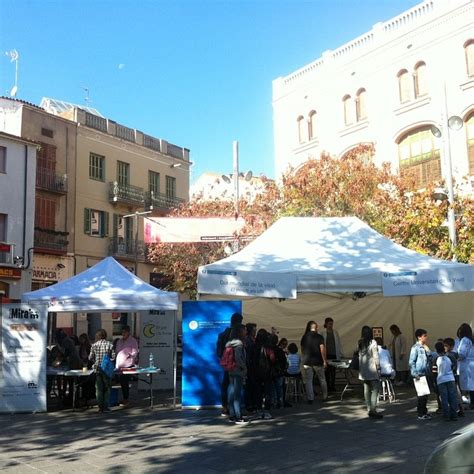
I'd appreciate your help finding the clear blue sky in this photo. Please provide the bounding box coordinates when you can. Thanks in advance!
[0,0,418,183]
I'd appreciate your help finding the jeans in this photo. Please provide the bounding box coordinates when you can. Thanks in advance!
[275,376,284,405]
[438,381,458,418]
[228,375,244,419]
[303,365,328,401]
[363,380,380,412]
[96,371,112,411]
[221,371,230,409]
[417,395,428,416]
[119,373,131,401]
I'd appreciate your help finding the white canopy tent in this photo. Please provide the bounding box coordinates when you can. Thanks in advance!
[23,256,178,311]
[22,257,179,405]
[198,217,474,349]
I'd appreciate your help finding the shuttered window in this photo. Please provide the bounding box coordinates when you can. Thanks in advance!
[35,196,56,229]
[117,161,130,186]
[149,171,160,194]
[89,153,105,181]
[84,208,109,237]
[165,176,176,198]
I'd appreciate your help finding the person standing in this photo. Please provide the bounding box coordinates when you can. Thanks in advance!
[389,324,409,385]
[225,324,249,424]
[216,312,243,415]
[301,321,328,404]
[115,325,139,407]
[457,323,474,409]
[409,328,435,420]
[244,323,257,412]
[89,329,116,414]
[358,326,382,418]
[434,342,458,421]
[321,317,343,392]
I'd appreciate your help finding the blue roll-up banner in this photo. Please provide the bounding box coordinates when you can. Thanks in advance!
[182,300,242,408]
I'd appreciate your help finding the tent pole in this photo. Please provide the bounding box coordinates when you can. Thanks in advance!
[173,309,177,409]
[409,296,416,343]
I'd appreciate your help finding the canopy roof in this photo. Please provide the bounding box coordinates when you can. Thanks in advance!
[197,217,473,298]
[22,257,178,311]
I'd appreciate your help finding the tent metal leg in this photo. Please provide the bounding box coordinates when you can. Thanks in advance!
[409,296,416,342]
[173,310,177,409]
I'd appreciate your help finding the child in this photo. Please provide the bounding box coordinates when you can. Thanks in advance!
[434,341,458,421]
[286,343,301,375]
[444,337,464,417]
[375,337,395,379]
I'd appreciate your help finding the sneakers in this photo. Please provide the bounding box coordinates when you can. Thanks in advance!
[220,409,229,417]
[119,400,130,407]
[234,418,250,425]
[417,414,432,420]
[228,416,237,423]
[368,411,384,419]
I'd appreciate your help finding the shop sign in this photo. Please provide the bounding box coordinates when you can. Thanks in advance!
[32,269,58,281]
[0,243,11,253]
[0,266,21,279]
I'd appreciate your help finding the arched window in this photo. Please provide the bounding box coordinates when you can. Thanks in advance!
[414,62,428,97]
[398,69,411,103]
[398,126,441,188]
[466,112,474,174]
[308,110,317,140]
[343,95,352,126]
[297,115,305,144]
[465,40,474,77]
[355,88,367,121]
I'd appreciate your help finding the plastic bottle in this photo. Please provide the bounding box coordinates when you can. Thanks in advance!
[149,352,154,368]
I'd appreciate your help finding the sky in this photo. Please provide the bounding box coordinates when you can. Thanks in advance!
[0,0,419,184]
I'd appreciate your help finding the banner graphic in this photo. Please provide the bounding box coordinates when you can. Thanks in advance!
[182,300,242,408]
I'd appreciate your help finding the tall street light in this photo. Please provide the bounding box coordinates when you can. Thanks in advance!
[430,83,464,260]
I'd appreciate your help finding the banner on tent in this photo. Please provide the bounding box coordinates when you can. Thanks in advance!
[138,310,175,390]
[197,268,297,299]
[0,304,48,413]
[182,300,242,408]
[381,267,473,296]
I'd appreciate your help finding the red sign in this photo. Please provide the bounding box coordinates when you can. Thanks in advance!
[0,243,11,253]
[0,266,21,279]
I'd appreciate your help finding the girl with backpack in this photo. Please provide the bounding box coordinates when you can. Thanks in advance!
[224,324,249,425]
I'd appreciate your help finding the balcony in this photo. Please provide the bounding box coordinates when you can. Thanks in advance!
[145,191,185,211]
[36,168,67,194]
[109,182,145,207]
[108,237,148,262]
[34,228,69,254]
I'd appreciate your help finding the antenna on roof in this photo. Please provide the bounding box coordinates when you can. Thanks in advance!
[5,49,19,97]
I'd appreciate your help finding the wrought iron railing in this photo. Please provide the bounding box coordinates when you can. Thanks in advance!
[34,228,69,252]
[109,182,145,206]
[145,191,185,210]
[108,237,148,262]
[36,168,67,193]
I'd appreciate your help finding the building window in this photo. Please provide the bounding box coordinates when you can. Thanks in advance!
[35,196,56,229]
[0,213,6,241]
[0,146,6,173]
[149,171,160,194]
[398,69,411,103]
[84,208,109,237]
[113,214,133,241]
[414,62,428,98]
[355,89,367,121]
[37,143,56,172]
[466,113,474,174]
[166,176,176,199]
[398,127,441,188]
[343,95,352,126]
[308,111,317,140]
[89,152,105,181]
[465,40,474,77]
[297,116,305,143]
[117,161,130,186]
[41,127,54,138]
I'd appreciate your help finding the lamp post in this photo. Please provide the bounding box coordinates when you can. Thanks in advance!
[123,210,151,275]
[430,82,464,260]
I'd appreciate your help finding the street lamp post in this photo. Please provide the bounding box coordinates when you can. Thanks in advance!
[123,210,152,275]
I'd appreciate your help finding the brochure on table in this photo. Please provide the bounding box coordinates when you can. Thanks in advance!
[0,303,48,413]
[138,310,175,390]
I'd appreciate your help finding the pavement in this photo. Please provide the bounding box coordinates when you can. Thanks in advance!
[0,384,472,474]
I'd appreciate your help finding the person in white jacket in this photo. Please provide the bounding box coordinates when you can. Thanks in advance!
[321,317,343,392]
[389,324,409,385]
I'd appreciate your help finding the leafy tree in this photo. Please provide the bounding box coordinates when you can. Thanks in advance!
[147,145,474,295]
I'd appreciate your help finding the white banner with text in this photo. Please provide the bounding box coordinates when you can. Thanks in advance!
[381,267,473,297]
[197,268,297,299]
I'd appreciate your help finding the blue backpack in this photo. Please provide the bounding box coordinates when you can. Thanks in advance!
[100,353,115,379]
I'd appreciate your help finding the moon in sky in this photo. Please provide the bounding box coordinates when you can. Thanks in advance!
[143,323,155,338]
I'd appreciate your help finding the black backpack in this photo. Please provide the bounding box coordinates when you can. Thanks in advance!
[216,327,232,358]
[256,347,272,381]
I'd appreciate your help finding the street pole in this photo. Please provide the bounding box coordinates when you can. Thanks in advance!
[441,81,457,258]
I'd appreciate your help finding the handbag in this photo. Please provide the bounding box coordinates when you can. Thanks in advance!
[349,349,360,370]
[100,353,115,379]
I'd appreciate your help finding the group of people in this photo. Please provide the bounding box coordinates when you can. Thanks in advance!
[48,326,139,412]
[217,313,474,425]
